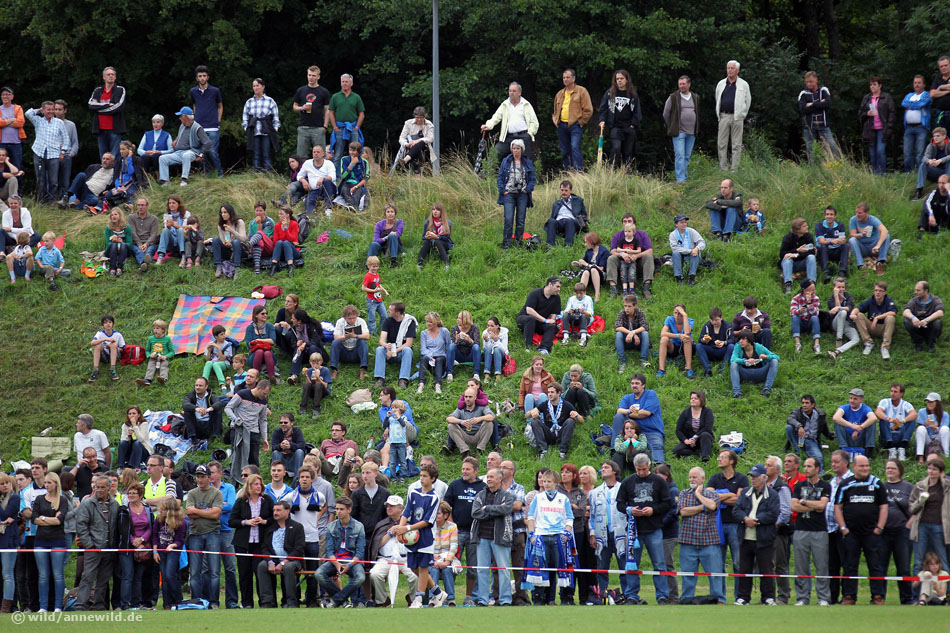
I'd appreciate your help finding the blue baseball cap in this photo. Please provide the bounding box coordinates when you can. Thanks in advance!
[174,106,194,116]
[748,464,767,477]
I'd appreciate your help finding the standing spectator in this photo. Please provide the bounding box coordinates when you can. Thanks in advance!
[152,497,186,609]
[0,87,25,183]
[31,472,67,613]
[516,277,562,355]
[733,464,779,605]
[799,71,842,162]
[790,456,832,605]
[117,482,152,610]
[328,74,365,161]
[87,67,126,160]
[902,75,932,173]
[598,69,641,169]
[715,60,751,171]
[499,460,530,605]
[526,468,574,605]
[293,66,331,157]
[588,460,630,603]
[824,450,852,603]
[859,76,896,174]
[655,463,679,603]
[663,75,700,183]
[224,381,271,477]
[677,466,725,604]
[764,456,793,604]
[902,280,944,353]
[833,454,888,605]
[930,56,950,128]
[557,463,589,605]
[186,465,224,606]
[229,473,273,609]
[496,139,535,249]
[209,462,238,609]
[75,475,118,610]
[190,65,223,176]
[707,449,748,602]
[482,82,539,160]
[0,473,20,613]
[315,496,366,608]
[24,101,68,202]
[909,457,950,581]
[881,459,913,605]
[442,457,483,605]
[471,467,515,606]
[242,78,280,172]
[552,68,592,171]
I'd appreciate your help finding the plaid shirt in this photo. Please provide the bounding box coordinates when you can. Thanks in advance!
[677,487,720,546]
[789,292,820,320]
[242,94,280,135]
[505,481,527,534]
[24,109,68,158]
[614,307,649,332]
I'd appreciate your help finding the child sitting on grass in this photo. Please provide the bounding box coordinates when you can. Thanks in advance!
[4,231,33,283]
[202,324,235,390]
[89,315,125,382]
[137,319,174,386]
[361,255,389,334]
[182,216,204,269]
[744,198,765,234]
[34,231,69,291]
[226,353,248,396]
[562,282,594,347]
[300,351,332,418]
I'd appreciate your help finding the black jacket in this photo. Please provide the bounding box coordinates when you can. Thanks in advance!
[351,485,391,537]
[598,91,642,129]
[270,426,307,457]
[675,406,715,442]
[545,194,588,231]
[260,517,306,563]
[368,516,397,561]
[858,92,897,142]
[88,85,127,134]
[777,230,816,268]
[733,485,780,547]
[183,390,226,415]
[786,407,833,441]
[229,495,275,548]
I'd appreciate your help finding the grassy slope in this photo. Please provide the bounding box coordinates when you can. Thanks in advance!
[2,151,946,496]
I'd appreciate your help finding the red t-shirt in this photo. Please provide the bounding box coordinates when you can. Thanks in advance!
[98,87,114,131]
[363,271,382,301]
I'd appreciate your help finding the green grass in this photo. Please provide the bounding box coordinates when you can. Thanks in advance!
[2,150,946,496]
[1,603,934,631]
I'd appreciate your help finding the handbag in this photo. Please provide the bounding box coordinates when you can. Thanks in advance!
[252,285,283,299]
[501,354,517,377]
[249,339,272,353]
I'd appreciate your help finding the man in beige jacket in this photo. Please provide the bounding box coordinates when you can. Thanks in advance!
[552,69,593,171]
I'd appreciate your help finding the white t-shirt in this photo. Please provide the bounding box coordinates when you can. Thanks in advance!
[297,158,337,189]
[876,398,915,422]
[92,329,126,353]
[74,429,110,462]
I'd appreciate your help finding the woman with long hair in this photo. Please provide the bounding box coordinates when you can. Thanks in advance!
[915,394,949,465]
[155,194,191,263]
[418,311,450,394]
[269,205,300,277]
[0,473,21,613]
[153,497,186,609]
[32,472,67,612]
[286,308,328,385]
[481,317,509,384]
[247,200,275,274]
[368,203,404,265]
[909,457,950,579]
[117,405,148,470]
[246,304,278,382]
[447,310,481,381]
[598,69,641,168]
[212,203,247,278]
[104,205,132,276]
[417,202,453,270]
[517,355,555,416]
[229,473,274,608]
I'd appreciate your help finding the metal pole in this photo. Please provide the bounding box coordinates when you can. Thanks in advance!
[432,0,440,174]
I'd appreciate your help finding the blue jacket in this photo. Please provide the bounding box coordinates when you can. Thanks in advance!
[545,194,588,231]
[496,154,536,206]
[733,484,780,547]
[325,517,366,563]
[422,219,454,249]
[901,91,932,129]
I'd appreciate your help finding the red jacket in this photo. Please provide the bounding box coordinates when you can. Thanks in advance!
[273,220,299,244]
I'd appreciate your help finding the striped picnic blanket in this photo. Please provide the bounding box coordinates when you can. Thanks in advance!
[168,294,265,355]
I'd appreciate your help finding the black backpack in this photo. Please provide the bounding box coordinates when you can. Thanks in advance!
[297,212,312,244]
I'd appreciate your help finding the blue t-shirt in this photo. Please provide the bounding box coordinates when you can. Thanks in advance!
[215,482,236,532]
[838,403,873,425]
[306,366,333,395]
[387,413,408,444]
[848,214,883,244]
[402,487,440,554]
[663,316,694,341]
[617,389,664,436]
[190,85,222,129]
[380,402,417,431]
[815,219,846,248]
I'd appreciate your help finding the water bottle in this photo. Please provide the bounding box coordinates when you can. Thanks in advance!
[40,427,53,436]
[366,437,375,450]
[797,435,805,449]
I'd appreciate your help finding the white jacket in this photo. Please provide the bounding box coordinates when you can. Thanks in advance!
[715,76,752,120]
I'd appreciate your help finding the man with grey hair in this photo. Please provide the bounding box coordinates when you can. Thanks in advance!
[471,467,514,606]
[73,413,110,469]
[75,474,119,610]
[158,106,211,186]
[764,455,792,604]
[24,100,69,202]
[136,113,173,174]
[59,152,115,210]
[733,464,779,605]
[715,61,751,171]
[328,73,365,159]
[499,459,530,605]
[482,82,539,159]
[677,466,725,604]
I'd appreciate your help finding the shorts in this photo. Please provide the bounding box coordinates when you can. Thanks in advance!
[12,260,27,276]
[667,339,684,357]
[406,551,433,570]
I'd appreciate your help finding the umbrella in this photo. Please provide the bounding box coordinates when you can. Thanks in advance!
[389,144,406,177]
[473,130,488,176]
[387,557,400,607]
[596,127,604,167]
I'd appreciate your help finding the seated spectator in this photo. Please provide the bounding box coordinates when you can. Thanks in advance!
[606,213,655,299]
[915,393,950,464]
[335,141,369,211]
[875,383,917,462]
[902,280,944,353]
[786,394,833,470]
[918,174,950,236]
[610,373,665,463]
[58,153,115,211]
[518,355,555,416]
[417,311,450,394]
[447,310,481,380]
[696,307,734,378]
[330,304,370,381]
[516,276,562,355]
[373,301,417,389]
[612,419,648,475]
[614,293,650,373]
[367,495,418,607]
[704,178,744,241]
[668,214,705,286]
[657,304,694,378]
[87,314,125,382]
[912,126,950,201]
[832,387,877,456]
[729,331,779,398]
[102,206,132,276]
[447,388,496,457]
[790,279,821,354]
[73,412,110,470]
[848,202,892,275]
[481,316,509,384]
[417,202,453,271]
[397,107,436,173]
[256,500,306,608]
[4,230,32,282]
[182,377,225,442]
[733,295,773,349]
[914,551,949,605]
[136,114,173,174]
[315,496,366,608]
[298,145,337,215]
[826,277,861,359]
[672,390,714,461]
[0,147,24,207]
[2,194,40,250]
[300,352,331,418]
[743,197,765,234]
[815,205,849,283]
[278,154,306,206]
[247,201,275,275]
[116,405,149,470]
[561,282,594,347]
[321,421,359,488]
[246,305,278,383]
[103,140,145,207]
[850,280,897,359]
[154,195,191,264]
[273,294,301,355]
[211,204,246,278]
[270,413,306,477]
[571,231,608,301]
[496,138,535,249]
[527,383,582,459]
[544,179,587,247]
[560,363,598,419]
[268,205,300,277]
[778,217,817,293]
[282,309,327,386]
[34,229,68,291]
[368,203,404,266]
[157,106,211,186]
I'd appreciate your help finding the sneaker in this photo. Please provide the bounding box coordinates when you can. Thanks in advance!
[685,369,695,379]
[609,285,619,296]
[794,600,807,606]
[642,283,652,299]
[446,373,454,381]
[287,375,299,386]
[434,383,442,394]
[640,360,651,368]
[538,348,549,356]
[49,280,60,291]
[675,276,684,285]
[179,180,188,187]
[618,363,626,374]
[139,262,149,272]
[110,369,119,381]
[818,600,829,606]
[703,369,713,378]
[398,379,409,389]
[687,275,696,286]
[409,596,424,609]
[656,369,665,377]
[539,450,547,459]
[734,598,748,606]
[559,451,567,460]
[215,265,223,278]
[580,333,588,347]
[881,347,890,360]
[762,388,772,398]
[888,448,897,460]
[417,382,425,393]
[862,342,874,355]
[733,391,743,398]
[764,598,777,606]
[784,281,793,294]
[795,341,802,353]
[89,369,99,382]
[136,378,151,387]
[156,376,166,385]
[889,238,902,261]
[813,341,821,355]
[374,378,385,389]
[898,447,906,461]
[462,597,475,607]
[429,591,447,608]
[312,409,320,419]
[562,332,569,345]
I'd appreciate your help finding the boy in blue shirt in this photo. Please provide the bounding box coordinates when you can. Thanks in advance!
[393,462,445,608]
[847,202,893,274]
[385,399,409,481]
[815,205,849,283]
[526,468,574,605]
[34,230,69,291]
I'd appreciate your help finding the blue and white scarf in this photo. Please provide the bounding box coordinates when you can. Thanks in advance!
[624,509,640,572]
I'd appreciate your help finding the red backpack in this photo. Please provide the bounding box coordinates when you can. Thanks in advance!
[120,345,146,365]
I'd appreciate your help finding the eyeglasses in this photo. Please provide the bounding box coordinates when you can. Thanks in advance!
[241,473,250,478]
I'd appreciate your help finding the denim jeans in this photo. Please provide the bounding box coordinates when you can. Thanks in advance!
[502,192,528,245]
[117,439,145,468]
[642,432,666,467]
[218,529,238,608]
[329,339,368,369]
[189,529,222,603]
[729,359,779,394]
[67,172,101,208]
[159,551,183,608]
[483,345,505,374]
[903,125,929,172]
[131,243,158,265]
[368,232,401,258]
[212,238,242,266]
[818,244,849,275]
[781,254,816,282]
[721,521,741,601]
[834,424,873,449]
[475,539,512,605]
[33,153,60,203]
[557,122,584,170]
[672,132,696,182]
[204,130,223,175]
[34,540,67,611]
[614,330,650,363]
[523,393,548,418]
[0,550,15,601]
[304,181,338,213]
[802,126,841,162]
[868,129,887,174]
[708,207,741,235]
[447,343,481,376]
[97,131,122,161]
[672,252,699,277]
[272,448,305,476]
[374,346,413,381]
[792,315,821,339]
[848,235,890,266]
[596,538,635,599]
[879,418,915,448]
[628,529,668,601]
[250,135,272,171]
[118,551,150,608]
[914,522,950,577]
[365,298,387,335]
[158,150,199,181]
[316,561,365,604]
[157,226,184,255]
[785,427,825,470]
[679,543,725,603]
[430,564,456,601]
[696,343,733,373]
[272,240,299,263]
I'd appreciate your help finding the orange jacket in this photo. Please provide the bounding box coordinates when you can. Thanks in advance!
[518,368,555,408]
[552,86,593,127]
[0,104,26,140]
